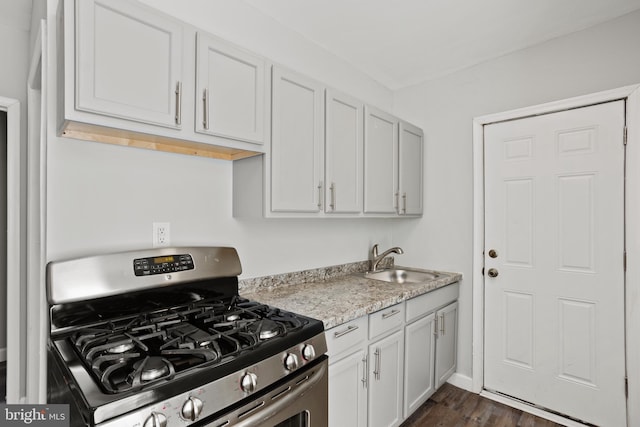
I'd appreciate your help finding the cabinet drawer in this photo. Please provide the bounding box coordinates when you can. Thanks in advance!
[369,302,405,339]
[326,316,368,359]
[406,282,459,323]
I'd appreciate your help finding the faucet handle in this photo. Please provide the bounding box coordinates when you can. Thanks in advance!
[371,244,379,258]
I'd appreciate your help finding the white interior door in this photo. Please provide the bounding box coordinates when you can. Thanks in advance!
[484,101,627,426]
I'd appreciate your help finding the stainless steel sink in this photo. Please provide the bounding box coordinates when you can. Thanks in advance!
[362,268,439,284]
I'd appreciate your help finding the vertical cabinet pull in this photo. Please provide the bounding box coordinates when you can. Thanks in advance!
[361,355,368,389]
[373,348,381,380]
[175,81,182,125]
[402,193,407,214]
[395,192,400,214]
[329,183,336,211]
[434,316,439,337]
[202,88,209,130]
[317,182,323,209]
[440,314,445,335]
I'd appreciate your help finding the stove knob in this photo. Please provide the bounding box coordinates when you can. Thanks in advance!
[181,396,204,421]
[284,353,299,371]
[143,412,167,427]
[302,344,316,361]
[240,372,258,393]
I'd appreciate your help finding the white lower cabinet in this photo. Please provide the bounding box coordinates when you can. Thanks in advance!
[327,283,459,426]
[403,313,436,417]
[328,349,368,427]
[368,330,404,427]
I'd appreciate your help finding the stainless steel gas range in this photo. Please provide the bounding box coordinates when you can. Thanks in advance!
[46,247,328,427]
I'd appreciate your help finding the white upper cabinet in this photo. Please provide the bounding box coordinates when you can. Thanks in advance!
[75,0,183,128]
[195,32,266,144]
[62,0,266,160]
[399,122,424,215]
[325,89,364,214]
[271,66,324,213]
[364,106,399,214]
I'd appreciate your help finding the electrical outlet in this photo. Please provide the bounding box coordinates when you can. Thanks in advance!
[153,222,170,247]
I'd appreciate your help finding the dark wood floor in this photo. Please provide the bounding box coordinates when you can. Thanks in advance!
[400,384,564,427]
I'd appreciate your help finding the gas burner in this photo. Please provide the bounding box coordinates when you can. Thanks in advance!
[226,313,241,321]
[108,342,136,354]
[249,318,285,340]
[132,357,173,382]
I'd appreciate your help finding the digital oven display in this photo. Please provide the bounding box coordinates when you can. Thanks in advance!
[133,254,194,276]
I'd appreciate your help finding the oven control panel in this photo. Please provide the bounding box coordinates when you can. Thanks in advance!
[133,254,194,276]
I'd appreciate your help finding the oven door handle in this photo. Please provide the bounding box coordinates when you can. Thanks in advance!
[231,361,327,427]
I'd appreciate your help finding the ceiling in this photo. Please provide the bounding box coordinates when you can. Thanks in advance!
[243,0,640,90]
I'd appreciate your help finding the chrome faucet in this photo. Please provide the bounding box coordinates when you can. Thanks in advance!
[369,244,404,272]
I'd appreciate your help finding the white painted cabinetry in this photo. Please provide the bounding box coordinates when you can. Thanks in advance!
[195,32,267,144]
[364,106,399,214]
[62,0,266,160]
[325,89,364,214]
[270,66,325,213]
[326,284,458,427]
[399,122,424,215]
[74,0,184,128]
[403,284,459,418]
[364,108,424,216]
[435,301,458,389]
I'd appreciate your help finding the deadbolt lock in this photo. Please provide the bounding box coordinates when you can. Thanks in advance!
[488,249,498,258]
[487,268,499,278]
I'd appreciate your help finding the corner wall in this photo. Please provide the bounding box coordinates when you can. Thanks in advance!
[392,9,640,382]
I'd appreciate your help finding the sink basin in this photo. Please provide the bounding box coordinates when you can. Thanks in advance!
[362,268,439,284]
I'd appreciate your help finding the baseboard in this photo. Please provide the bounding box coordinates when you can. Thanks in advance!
[0,348,5,362]
[446,372,473,391]
[481,390,587,427]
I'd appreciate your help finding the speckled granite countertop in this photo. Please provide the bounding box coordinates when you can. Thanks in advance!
[239,262,462,330]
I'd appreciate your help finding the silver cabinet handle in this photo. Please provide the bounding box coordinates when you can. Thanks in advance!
[395,192,399,214]
[373,348,381,380]
[402,193,407,214]
[202,88,209,130]
[361,355,368,389]
[175,81,182,125]
[434,315,439,337]
[333,325,358,338]
[329,183,336,211]
[317,182,323,209]
[440,313,445,335]
[382,309,400,319]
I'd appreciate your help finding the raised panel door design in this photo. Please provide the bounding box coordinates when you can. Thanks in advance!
[195,32,265,144]
[364,106,398,214]
[399,122,423,215]
[328,350,367,427]
[369,330,404,427]
[435,301,457,389]
[325,90,363,214]
[271,67,324,212]
[403,313,435,418]
[484,101,626,426]
[76,0,183,127]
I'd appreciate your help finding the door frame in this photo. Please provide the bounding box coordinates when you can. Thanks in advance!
[472,84,640,426]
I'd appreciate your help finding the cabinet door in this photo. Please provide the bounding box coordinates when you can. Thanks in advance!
[364,106,398,214]
[399,122,424,215]
[271,67,324,212]
[75,0,183,128]
[325,90,363,214]
[369,330,404,427]
[404,313,436,418]
[195,32,265,144]
[328,350,368,427]
[435,301,458,389]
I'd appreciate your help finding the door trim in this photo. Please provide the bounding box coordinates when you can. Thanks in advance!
[472,84,640,426]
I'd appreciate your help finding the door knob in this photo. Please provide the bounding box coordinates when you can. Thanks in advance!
[487,268,499,278]
[488,249,498,258]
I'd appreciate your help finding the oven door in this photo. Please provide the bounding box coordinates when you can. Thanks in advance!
[202,356,327,427]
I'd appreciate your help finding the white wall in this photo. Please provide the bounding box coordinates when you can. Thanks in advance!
[0,7,31,359]
[46,0,395,278]
[392,9,640,382]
